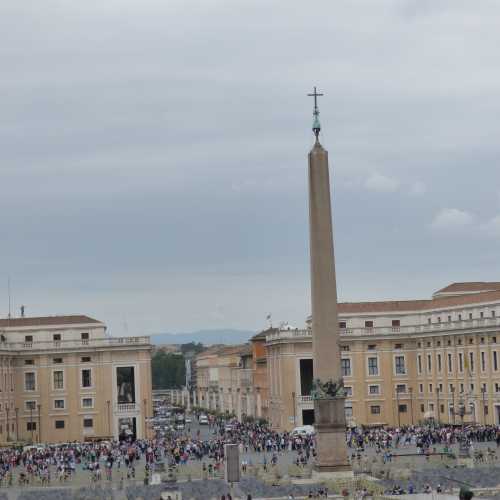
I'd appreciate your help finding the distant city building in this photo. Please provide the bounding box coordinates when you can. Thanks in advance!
[0,315,152,443]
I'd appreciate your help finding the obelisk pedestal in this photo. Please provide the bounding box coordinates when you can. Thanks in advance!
[307,88,351,478]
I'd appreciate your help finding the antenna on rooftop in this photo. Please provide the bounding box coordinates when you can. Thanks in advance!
[7,276,11,320]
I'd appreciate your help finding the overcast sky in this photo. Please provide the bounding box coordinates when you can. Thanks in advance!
[1,0,500,336]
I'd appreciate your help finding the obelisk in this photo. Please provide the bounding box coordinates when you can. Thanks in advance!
[307,87,351,475]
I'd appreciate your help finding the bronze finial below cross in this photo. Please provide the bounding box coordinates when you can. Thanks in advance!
[308,86,324,139]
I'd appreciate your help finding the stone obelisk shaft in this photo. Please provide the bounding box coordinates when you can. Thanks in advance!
[308,142,340,383]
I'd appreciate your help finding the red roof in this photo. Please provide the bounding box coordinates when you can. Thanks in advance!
[0,315,102,328]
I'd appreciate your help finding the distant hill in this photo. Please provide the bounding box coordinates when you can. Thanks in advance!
[151,329,256,346]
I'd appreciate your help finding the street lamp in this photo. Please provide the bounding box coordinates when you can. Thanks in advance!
[408,387,414,425]
[6,406,10,442]
[450,395,474,457]
[291,392,296,426]
[481,386,487,424]
[450,386,456,425]
[395,387,401,427]
[436,387,441,426]
[14,408,18,442]
[37,404,41,443]
[29,405,34,443]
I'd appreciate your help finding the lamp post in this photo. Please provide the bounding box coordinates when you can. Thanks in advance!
[436,387,441,426]
[291,392,296,426]
[450,386,456,425]
[396,387,401,427]
[6,406,9,442]
[481,386,487,424]
[14,407,18,442]
[408,387,414,426]
[37,404,41,443]
[106,400,111,438]
[29,405,33,442]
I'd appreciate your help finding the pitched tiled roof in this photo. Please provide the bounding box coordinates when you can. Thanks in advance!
[338,289,500,315]
[434,282,500,295]
[0,315,102,328]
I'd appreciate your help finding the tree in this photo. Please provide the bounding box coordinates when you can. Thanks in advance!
[151,351,186,389]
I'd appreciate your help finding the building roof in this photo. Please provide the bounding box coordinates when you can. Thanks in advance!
[337,289,500,315]
[0,315,102,328]
[433,282,500,296]
[251,328,277,341]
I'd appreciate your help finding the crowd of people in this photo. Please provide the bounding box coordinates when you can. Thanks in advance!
[0,412,497,493]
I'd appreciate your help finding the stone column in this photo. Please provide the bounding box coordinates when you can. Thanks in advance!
[220,389,225,413]
[228,389,233,414]
[236,388,242,421]
[308,111,351,475]
[256,388,262,418]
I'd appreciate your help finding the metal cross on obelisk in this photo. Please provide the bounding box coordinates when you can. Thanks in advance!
[307,87,324,140]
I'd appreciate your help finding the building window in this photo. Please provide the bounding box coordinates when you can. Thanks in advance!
[458,338,462,345]
[437,340,441,347]
[437,354,442,372]
[398,404,407,413]
[340,345,349,351]
[83,418,94,428]
[449,383,454,393]
[429,403,434,411]
[26,422,36,431]
[370,405,380,415]
[53,334,61,342]
[429,383,433,393]
[494,351,498,371]
[54,399,65,409]
[81,369,92,388]
[392,320,400,327]
[82,397,94,408]
[417,355,422,374]
[55,420,65,429]
[369,385,380,395]
[480,311,484,318]
[395,343,403,349]
[53,358,63,364]
[427,318,431,325]
[420,403,425,412]
[364,320,374,328]
[439,383,443,392]
[440,404,445,413]
[396,384,406,393]
[460,383,464,393]
[24,372,35,391]
[419,383,423,393]
[469,313,473,320]
[340,359,351,377]
[447,316,451,322]
[448,353,453,372]
[81,332,89,340]
[339,322,346,329]
[367,344,377,350]
[427,341,431,347]
[368,357,378,376]
[24,336,33,344]
[344,387,352,397]
[53,371,64,390]
[447,339,452,346]
[427,354,432,372]
[469,352,474,372]
[470,383,475,392]
[438,317,441,323]
[493,311,496,318]
[459,353,464,372]
[81,356,92,363]
[395,356,405,375]
[25,401,36,411]
[481,352,486,372]
[485,405,489,415]
[24,359,34,365]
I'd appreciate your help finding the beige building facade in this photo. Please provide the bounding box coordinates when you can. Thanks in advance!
[195,344,263,420]
[267,282,500,431]
[0,315,152,443]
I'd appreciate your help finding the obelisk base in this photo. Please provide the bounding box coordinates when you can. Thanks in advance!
[313,398,352,476]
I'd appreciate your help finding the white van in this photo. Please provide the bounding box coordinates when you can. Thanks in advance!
[199,414,209,425]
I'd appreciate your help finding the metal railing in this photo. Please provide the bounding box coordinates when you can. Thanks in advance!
[266,317,500,342]
[3,336,150,351]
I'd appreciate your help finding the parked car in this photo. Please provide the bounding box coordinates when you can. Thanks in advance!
[199,415,209,425]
